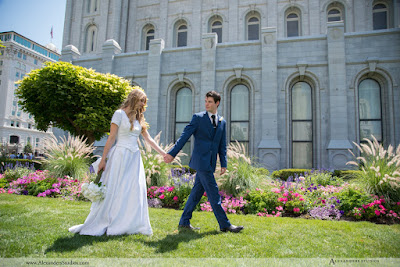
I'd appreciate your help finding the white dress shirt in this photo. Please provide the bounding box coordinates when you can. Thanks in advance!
[207,111,218,127]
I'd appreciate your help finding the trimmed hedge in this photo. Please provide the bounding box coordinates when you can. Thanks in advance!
[0,158,43,172]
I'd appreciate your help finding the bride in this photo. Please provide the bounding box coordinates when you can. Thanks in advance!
[69,88,166,236]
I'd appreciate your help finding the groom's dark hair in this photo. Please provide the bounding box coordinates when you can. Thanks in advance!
[206,91,221,106]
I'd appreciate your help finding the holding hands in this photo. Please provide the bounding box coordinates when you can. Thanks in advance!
[164,154,174,163]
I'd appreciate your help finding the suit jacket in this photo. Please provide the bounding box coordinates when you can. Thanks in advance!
[169,111,227,172]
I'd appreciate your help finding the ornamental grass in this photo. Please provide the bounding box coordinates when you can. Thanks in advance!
[42,135,96,181]
[347,135,400,202]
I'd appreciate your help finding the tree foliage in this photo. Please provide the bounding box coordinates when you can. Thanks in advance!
[16,62,132,144]
[24,143,33,154]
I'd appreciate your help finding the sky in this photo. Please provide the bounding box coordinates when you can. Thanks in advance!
[0,0,67,53]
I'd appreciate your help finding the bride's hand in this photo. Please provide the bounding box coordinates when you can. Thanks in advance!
[98,159,106,173]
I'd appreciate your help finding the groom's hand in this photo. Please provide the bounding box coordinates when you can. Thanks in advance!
[164,154,174,163]
[220,167,226,175]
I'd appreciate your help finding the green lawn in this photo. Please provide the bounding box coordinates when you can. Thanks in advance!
[1,194,400,260]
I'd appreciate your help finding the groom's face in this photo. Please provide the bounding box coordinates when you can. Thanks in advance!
[205,97,219,113]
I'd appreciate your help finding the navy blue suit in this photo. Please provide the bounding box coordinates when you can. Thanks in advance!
[169,111,230,229]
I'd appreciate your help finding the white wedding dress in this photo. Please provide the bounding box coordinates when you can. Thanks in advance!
[69,109,152,236]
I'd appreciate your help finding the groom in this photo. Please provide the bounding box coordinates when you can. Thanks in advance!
[164,91,244,233]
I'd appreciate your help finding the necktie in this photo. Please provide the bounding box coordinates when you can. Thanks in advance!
[211,115,217,128]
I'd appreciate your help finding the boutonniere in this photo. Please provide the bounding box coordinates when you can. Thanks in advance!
[219,116,224,122]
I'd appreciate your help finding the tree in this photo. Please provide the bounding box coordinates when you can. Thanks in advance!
[24,142,33,154]
[16,62,133,144]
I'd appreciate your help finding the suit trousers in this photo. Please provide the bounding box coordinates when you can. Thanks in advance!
[179,170,231,229]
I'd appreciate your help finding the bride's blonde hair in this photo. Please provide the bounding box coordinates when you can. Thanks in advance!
[120,87,148,132]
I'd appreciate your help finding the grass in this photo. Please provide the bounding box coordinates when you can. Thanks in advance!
[1,194,400,259]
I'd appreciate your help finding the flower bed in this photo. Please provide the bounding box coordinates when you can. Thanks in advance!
[1,167,399,224]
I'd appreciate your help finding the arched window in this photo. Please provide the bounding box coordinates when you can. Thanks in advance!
[327,8,342,22]
[359,79,382,142]
[175,87,192,164]
[144,28,155,51]
[286,10,301,37]
[373,3,388,30]
[291,82,313,168]
[230,84,250,152]
[247,16,260,40]
[175,22,188,47]
[210,19,223,43]
[85,25,97,53]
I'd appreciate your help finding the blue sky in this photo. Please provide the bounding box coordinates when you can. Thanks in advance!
[0,0,67,53]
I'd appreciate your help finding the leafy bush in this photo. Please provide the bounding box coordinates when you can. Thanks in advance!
[24,177,59,196]
[347,135,400,202]
[42,135,95,180]
[140,132,186,186]
[243,190,279,214]
[219,142,265,196]
[333,187,374,214]
[271,169,311,181]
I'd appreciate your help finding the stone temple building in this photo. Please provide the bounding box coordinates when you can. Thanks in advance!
[61,0,400,170]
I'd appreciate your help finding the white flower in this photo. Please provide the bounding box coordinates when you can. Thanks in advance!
[81,182,107,202]
[219,116,224,121]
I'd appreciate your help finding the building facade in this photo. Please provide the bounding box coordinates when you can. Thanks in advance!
[61,0,400,170]
[0,32,60,156]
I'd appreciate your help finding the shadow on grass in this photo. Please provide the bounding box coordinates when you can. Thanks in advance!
[45,233,124,254]
[140,229,221,254]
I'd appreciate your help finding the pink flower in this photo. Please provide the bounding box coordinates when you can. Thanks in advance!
[321,199,326,204]
[159,194,165,199]
[283,192,289,197]
[167,187,174,192]
[173,196,178,202]
[299,197,305,201]
[276,206,283,211]
[375,210,381,216]
[293,207,300,213]
[271,188,281,193]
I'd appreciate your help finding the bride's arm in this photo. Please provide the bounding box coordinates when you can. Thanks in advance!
[98,123,118,172]
[141,129,166,156]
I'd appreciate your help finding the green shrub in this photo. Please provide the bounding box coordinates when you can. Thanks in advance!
[243,190,278,214]
[42,135,95,180]
[271,169,311,181]
[25,177,59,196]
[333,187,374,214]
